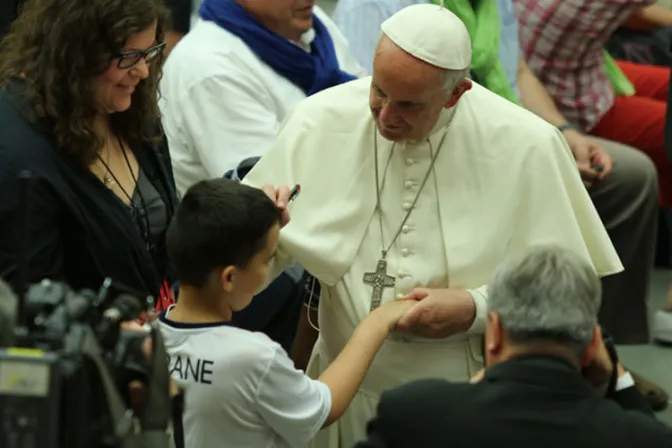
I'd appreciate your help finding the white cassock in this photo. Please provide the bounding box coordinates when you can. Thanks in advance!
[243,5,622,447]
[242,77,622,448]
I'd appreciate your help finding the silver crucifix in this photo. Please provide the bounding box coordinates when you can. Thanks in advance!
[363,258,396,310]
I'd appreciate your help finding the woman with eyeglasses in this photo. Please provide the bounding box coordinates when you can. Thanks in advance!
[0,0,178,309]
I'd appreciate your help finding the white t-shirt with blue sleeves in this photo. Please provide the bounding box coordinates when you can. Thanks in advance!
[158,306,332,448]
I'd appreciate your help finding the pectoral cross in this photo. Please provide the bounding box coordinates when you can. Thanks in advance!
[363,258,396,311]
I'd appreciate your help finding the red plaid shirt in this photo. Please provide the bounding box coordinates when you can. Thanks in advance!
[513,0,655,131]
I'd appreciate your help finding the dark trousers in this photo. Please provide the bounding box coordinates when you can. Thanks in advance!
[589,138,658,343]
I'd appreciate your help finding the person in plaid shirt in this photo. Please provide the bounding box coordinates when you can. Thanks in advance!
[514,0,672,353]
[515,0,672,194]
[514,0,671,199]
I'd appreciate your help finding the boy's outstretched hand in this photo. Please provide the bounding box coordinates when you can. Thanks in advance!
[375,298,422,331]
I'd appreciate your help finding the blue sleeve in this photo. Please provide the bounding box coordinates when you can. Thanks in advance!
[332,1,401,75]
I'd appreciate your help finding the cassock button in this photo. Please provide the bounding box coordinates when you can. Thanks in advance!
[404,180,414,189]
[401,248,410,257]
[396,293,405,300]
[402,225,410,233]
[406,158,414,166]
[402,202,412,211]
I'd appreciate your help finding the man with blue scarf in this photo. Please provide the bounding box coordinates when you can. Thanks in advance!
[160,0,364,196]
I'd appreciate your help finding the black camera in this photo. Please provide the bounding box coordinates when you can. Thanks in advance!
[0,278,173,448]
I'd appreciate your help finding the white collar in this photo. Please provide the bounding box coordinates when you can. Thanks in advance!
[428,106,458,137]
[403,106,458,145]
[290,28,316,53]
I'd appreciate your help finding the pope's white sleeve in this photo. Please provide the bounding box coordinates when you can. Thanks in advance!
[180,70,279,178]
[466,284,489,335]
[271,248,293,283]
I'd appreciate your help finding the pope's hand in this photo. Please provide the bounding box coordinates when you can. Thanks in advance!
[395,288,476,338]
[260,184,291,227]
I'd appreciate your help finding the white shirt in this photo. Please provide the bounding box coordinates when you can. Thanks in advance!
[158,308,332,448]
[333,0,421,75]
[160,6,365,196]
[190,0,203,28]
[616,372,635,391]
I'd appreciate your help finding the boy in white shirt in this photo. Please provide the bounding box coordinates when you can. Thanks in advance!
[159,179,417,448]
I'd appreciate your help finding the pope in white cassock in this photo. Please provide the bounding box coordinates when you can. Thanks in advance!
[244,4,623,447]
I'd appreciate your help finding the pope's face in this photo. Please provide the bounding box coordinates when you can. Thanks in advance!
[369,79,450,142]
[370,36,469,142]
[241,0,315,41]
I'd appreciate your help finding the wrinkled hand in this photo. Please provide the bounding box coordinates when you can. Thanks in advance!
[562,129,613,187]
[261,184,291,227]
[395,288,476,338]
[582,335,614,389]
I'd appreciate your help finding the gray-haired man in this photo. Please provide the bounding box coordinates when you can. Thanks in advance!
[355,246,672,448]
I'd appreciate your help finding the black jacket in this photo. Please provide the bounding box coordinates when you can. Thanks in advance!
[163,0,193,34]
[355,356,672,448]
[0,0,18,39]
[0,81,178,299]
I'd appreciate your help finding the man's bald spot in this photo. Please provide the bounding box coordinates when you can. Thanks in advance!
[374,34,445,91]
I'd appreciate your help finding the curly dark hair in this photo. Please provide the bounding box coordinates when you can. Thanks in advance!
[0,0,170,167]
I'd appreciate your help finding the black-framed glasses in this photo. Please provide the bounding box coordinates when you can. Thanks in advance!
[116,42,166,69]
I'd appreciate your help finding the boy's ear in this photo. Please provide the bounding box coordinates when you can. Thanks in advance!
[220,265,236,293]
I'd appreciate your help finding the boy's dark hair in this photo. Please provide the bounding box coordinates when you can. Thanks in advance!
[166,179,282,288]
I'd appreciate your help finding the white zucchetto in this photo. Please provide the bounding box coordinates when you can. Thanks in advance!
[381,3,472,70]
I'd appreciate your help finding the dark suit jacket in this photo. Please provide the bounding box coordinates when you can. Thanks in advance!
[0,80,178,298]
[355,356,672,448]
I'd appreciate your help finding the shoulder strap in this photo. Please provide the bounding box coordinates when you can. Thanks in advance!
[80,325,173,448]
[171,392,186,448]
[130,327,172,448]
[79,327,134,440]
